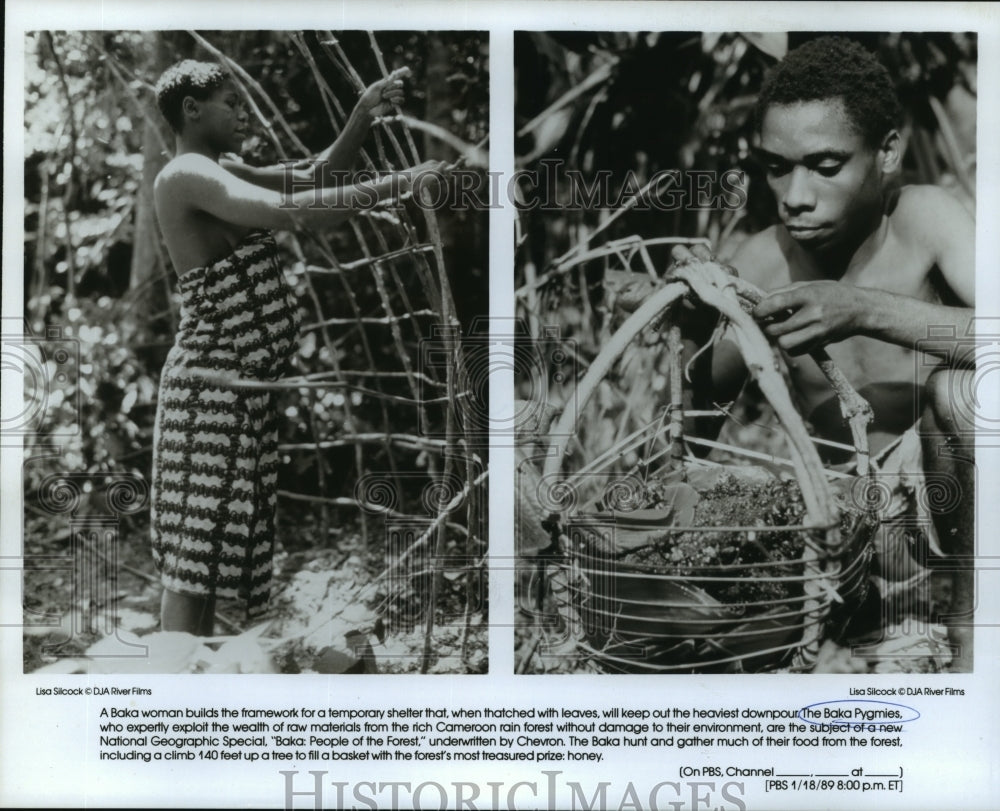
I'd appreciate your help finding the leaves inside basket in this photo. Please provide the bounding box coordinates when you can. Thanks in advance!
[584,474,869,612]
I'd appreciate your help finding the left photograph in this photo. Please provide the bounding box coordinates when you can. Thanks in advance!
[20,30,489,674]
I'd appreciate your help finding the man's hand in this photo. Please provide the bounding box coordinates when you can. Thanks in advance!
[357,67,410,117]
[667,243,733,345]
[753,280,865,355]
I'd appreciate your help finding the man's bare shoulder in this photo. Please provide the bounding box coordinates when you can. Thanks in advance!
[891,184,975,305]
[891,184,974,247]
[721,225,791,290]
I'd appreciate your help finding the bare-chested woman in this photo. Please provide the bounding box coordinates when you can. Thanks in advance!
[150,59,441,636]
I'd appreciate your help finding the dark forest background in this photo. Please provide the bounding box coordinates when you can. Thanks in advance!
[512,32,977,674]
[21,30,490,674]
[513,30,976,481]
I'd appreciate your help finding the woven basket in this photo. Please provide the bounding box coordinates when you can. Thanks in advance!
[562,492,875,672]
[537,256,878,673]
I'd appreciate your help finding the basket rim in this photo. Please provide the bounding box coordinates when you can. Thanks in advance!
[532,253,879,672]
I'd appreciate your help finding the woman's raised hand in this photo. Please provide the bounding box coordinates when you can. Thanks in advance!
[400,159,448,197]
[357,67,411,117]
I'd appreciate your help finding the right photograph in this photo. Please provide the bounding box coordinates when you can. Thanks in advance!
[513,31,977,674]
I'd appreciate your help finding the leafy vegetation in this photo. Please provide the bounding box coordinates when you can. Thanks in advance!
[23,30,489,673]
[513,31,976,674]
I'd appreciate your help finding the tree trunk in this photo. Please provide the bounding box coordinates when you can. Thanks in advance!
[128,32,175,337]
[422,34,488,332]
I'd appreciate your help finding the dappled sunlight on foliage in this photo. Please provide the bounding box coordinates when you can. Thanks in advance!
[23,30,489,674]
[513,32,976,675]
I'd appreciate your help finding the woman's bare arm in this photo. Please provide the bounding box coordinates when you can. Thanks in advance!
[219,68,410,192]
[156,152,441,232]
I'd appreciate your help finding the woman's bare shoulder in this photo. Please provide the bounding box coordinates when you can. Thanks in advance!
[155,153,219,189]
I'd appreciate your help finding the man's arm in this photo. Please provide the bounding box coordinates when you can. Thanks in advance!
[220,68,409,192]
[755,187,975,366]
[756,284,974,362]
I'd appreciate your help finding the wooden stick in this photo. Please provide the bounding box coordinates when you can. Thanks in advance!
[670,262,839,670]
[722,274,874,476]
[666,325,685,470]
[280,433,447,452]
[517,58,617,138]
[543,282,689,481]
[302,309,438,330]
[190,32,308,157]
[363,32,473,673]
[306,244,436,274]
[518,236,711,298]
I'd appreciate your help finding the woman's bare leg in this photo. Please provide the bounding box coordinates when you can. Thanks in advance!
[160,588,216,636]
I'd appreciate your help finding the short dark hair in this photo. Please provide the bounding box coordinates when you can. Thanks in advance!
[754,36,901,147]
[155,60,228,134]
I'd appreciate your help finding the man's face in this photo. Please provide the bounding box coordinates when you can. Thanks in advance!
[190,81,248,153]
[757,98,887,251]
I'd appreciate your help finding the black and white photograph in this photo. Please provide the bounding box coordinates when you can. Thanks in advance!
[3,3,1000,811]
[18,28,489,675]
[514,31,978,674]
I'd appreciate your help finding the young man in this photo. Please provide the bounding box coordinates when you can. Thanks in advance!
[707,37,975,669]
[150,59,442,636]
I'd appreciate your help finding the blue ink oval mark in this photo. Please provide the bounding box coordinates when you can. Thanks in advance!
[797,700,920,726]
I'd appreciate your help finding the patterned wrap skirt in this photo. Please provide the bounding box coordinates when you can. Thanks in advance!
[150,230,301,616]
